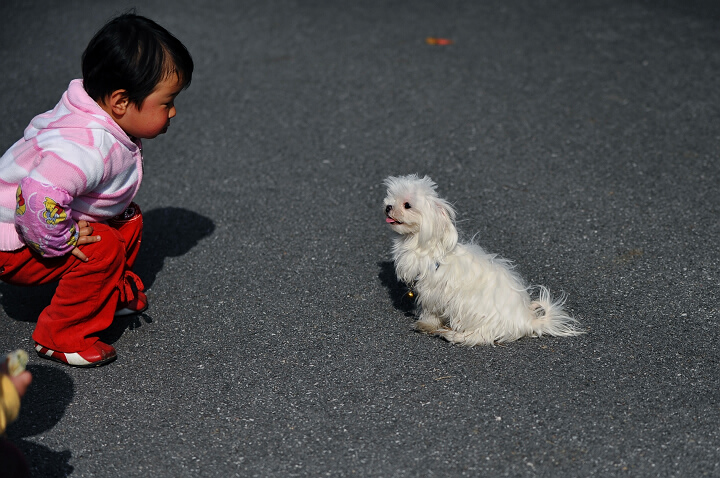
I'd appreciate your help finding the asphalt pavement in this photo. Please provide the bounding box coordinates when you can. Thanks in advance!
[1,1,719,476]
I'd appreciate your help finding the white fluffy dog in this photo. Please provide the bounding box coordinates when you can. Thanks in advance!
[383,174,583,346]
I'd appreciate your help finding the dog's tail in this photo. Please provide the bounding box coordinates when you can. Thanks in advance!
[529,286,584,337]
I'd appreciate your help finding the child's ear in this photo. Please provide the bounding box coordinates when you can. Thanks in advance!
[106,90,130,116]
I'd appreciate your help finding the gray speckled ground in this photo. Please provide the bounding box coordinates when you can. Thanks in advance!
[1,0,718,476]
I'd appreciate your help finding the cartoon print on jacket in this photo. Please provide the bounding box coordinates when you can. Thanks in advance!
[26,239,44,255]
[42,197,67,226]
[66,222,78,247]
[15,185,26,215]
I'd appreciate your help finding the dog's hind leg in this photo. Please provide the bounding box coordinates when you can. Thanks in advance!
[435,327,498,346]
[434,327,471,344]
[414,312,444,334]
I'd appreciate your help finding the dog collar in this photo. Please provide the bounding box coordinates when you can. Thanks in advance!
[405,262,440,299]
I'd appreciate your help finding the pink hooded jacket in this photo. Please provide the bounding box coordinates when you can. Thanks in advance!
[0,79,143,256]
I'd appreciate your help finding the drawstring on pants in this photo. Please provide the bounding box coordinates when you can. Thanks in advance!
[117,270,144,304]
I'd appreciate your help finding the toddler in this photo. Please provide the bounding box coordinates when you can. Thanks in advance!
[0,12,193,367]
[1,352,32,477]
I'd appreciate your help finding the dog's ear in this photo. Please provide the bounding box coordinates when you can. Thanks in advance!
[436,197,458,252]
[418,195,457,253]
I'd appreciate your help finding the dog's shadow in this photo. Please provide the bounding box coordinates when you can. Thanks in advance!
[6,364,75,477]
[0,207,215,339]
[377,261,416,316]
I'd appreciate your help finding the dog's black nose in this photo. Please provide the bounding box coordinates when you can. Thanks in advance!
[385,205,393,214]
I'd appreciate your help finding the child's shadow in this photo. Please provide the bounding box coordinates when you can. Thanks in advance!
[133,206,215,290]
[377,260,415,317]
[6,364,75,478]
[102,207,215,340]
[0,207,215,336]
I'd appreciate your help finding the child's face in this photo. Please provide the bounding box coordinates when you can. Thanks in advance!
[117,75,185,139]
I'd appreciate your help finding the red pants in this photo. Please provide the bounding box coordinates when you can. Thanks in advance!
[0,204,143,352]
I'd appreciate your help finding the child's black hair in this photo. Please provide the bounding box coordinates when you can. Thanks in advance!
[82,11,194,107]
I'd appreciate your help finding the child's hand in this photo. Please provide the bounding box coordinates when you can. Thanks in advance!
[71,220,101,262]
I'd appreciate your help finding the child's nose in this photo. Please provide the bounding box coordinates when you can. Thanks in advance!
[168,106,177,119]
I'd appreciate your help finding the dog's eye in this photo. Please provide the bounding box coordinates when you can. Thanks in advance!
[404,202,411,209]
